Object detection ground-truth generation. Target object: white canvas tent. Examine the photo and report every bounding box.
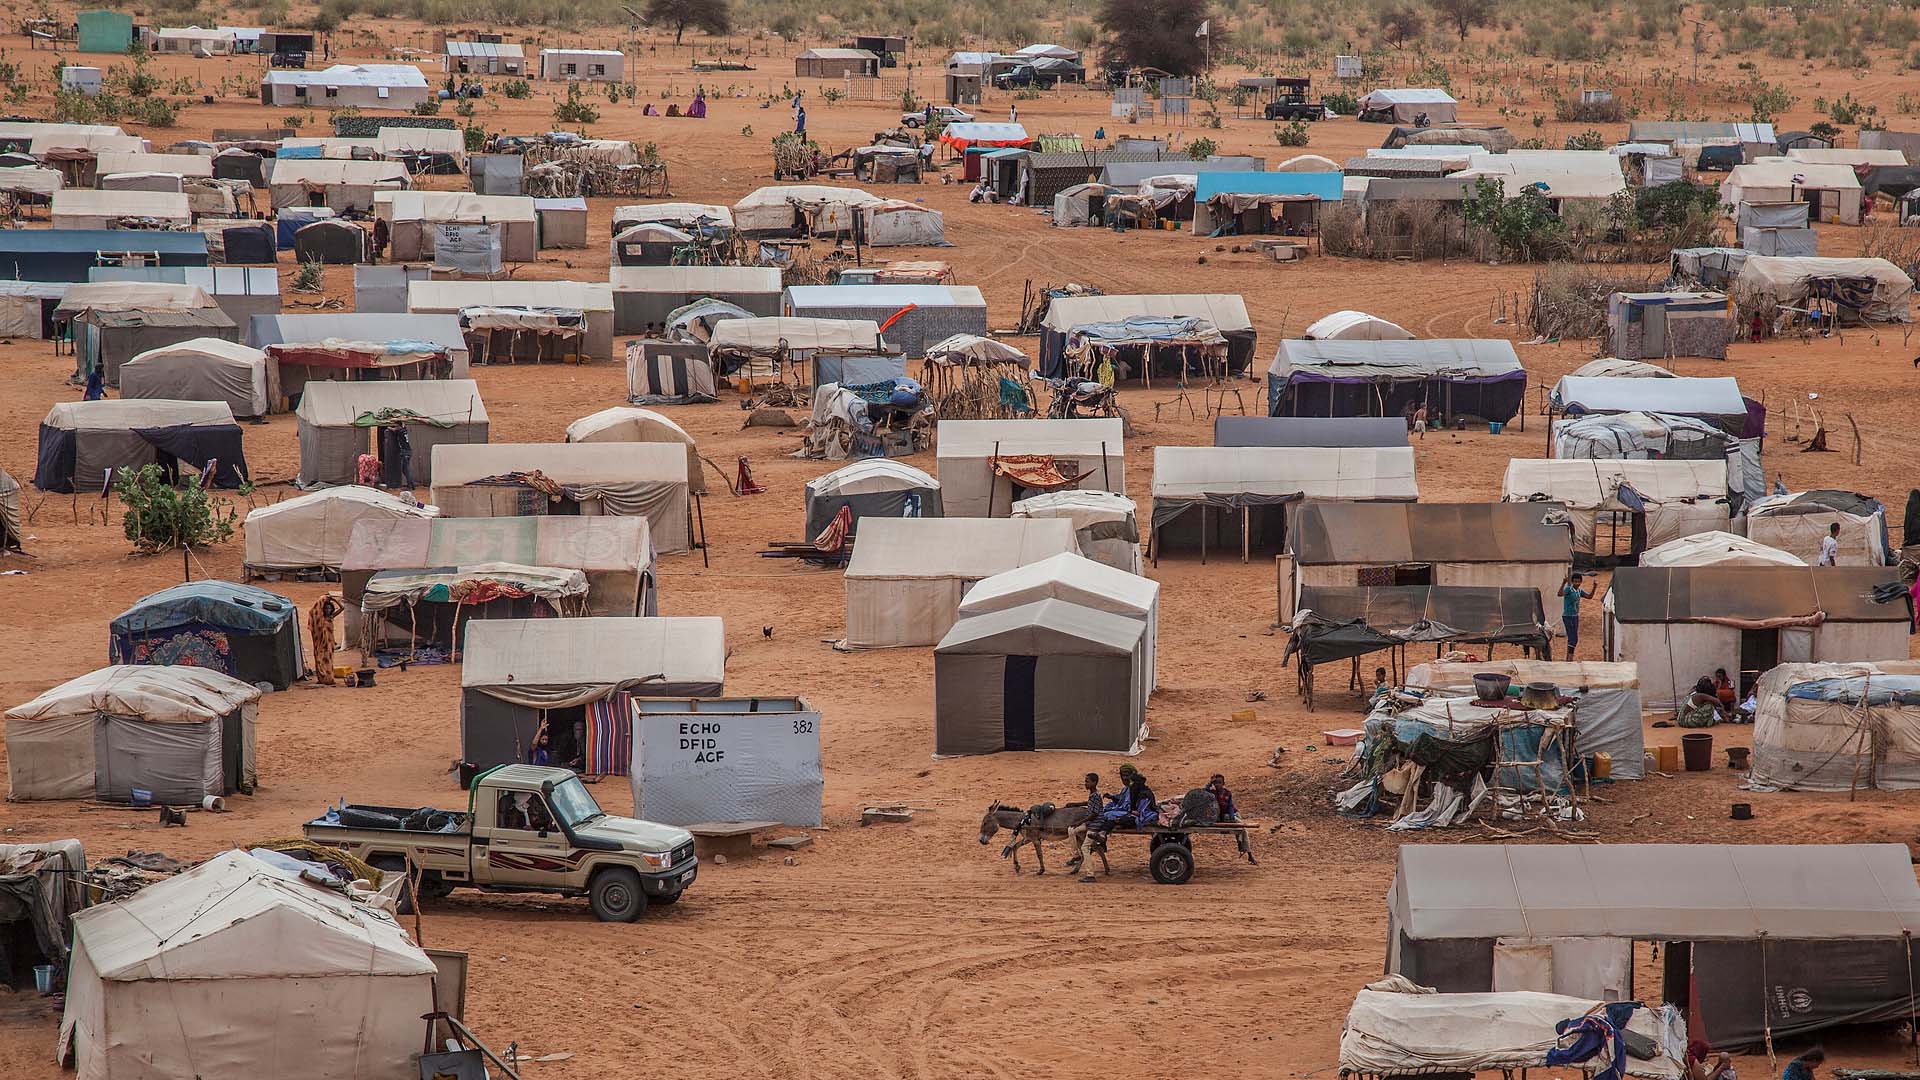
[294,379,488,487]
[1406,660,1645,775]
[935,599,1148,755]
[1150,446,1419,562]
[1734,256,1914,323]
[1748,661,1920,792]
[1008,489,1142,573]
[118,337,271,418]
[430,442,692,554]
[1358,88,1458,124]
[377,191,538,263]
[565,406,706,495]
[803,458,942,538]
[1639,530,1803,568]
[732,184,884,235]
[842,516,1077,648]
[1744,491,1891,566]
[1502,459,1730,561]
[958,550,1160,692]
[1302,310,1413,341]
[266,159,410,212]
[1721,160,1862,224]
[5,666,259,802]
[935,418,1126,517]
[243,486,436,575]
[51,189,189,229]
[60,849,436,1080]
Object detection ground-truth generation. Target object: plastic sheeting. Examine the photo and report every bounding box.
[632,697,823,826]
[1749,662,1920,791]
[1339,987,1684,1080]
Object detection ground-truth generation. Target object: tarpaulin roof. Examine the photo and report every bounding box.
[1749,489,1884,518]
[111,581,296,638]
[1392,843,1920,939]
[1302,310,1413,341]
[1502,458,1727,508]
[55,281,214,317]
[1153,446,1418,501]
[361,562,588,611]
[52,189,190,221]
[6,665,259,725]
[1269,338,1522,382]
[1213,416,1409,448]
[1724,158,1861,191]
[1734,256,1914,322]
[95,152,213,177]
[294,378,487,427]
[785,283,985,309]
[805,458,938,499]
[1609,565,1909,623]
[1567,357,1674,379]
[461,616,725,692]
[379,190,535,223]
[1786,147,1907,167]
[42,399,233,431]
[732,185,883,211]
[845,517,1078,580]
[707,316,880,354]
[266,159,411,186]
[1361,88,1456,106]
[612,202,734,228]
[1067,315,1223,348]
[1639,531,1804,568]
[342,515,649,575]
[1042,293,1251,334]
[1339,987,1684,1080]
[1291,502,1571,565]
[936,597,1142,656]
[1286,585,1548,666]
[1550,374,1745,417]
[248,314,466,354]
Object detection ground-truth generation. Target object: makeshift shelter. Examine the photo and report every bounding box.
[1339,986,1685,1079]
[60,849,434,1080]
[1407,659,1645,777]
[706,316,885,384]
[1282,502,1572,627]
[1721,159,1862,224]
[1548,374,1760,501]
[1008,489,1141,573]
[860,201,947,247]
[1052,182,1112,226]
[936,418,1125,517]
[802,459,942,539]
[842,517,1078,648]
[611,202,733,236]
[5,666,259,802]
[249,313,469,394]
[1748,661,1920,792]
[565,406,705,495]
[90,266,281,328]
[1567,357,1674,379]
[459,617,724,771]
[626,339,719,405]
[430,442,693,555]
[1607,292,1731,360]
[0,281,72,340]
[1284,586,1551,704]
[356,563,591,652]
[784,284,985,359]
[610,265,782,333]
[1604,565,1912,709]
[260,64,432,111]
[732,184,884,237]
[935,599,1147,755]
[937,123,1030,155]
[631,697,822,823]
[1359,89,1458,124]
[265,159,410,212]
[1191,171,1342,236]
[1039,294,1255,378]
[1502,459,1730,562]
[1384,842,1920,1046]
[35,399,246,492]
[958,550,1159,691]
[1639,530,1803,568]
[51,189,189,230]
[243,486,435,577]
[109,581,302,690]
[0,839,86,991]
[1266,339,1526,422]
[95,151,212,179]
[378,191,537,263]
[292,218,367,264]
[408,279,614,361]
[80,307,238,389]
[1150,446,1418,562]
[1302,310,1413,341]
[119,337,271,418]
[294,379,487,487]
[1744,490,1892,566]
[1214,415,1408,447]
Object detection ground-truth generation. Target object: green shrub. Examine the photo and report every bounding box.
[413,98,441,115]
[1184,136,1218,160]
[502,78,532,99]
[1323,89,1359,115]
[553,82,598,124]
[116,465,237,554]
[1272,119,1310,146]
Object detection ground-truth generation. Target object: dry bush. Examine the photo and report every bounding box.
[1858,221,1920,278]
[1526,263,1662,341]
[1321,201,1482,261]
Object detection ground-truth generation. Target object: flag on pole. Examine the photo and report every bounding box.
[1196,18,1210,36]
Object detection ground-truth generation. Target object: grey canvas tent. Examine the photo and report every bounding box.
[1385,843,1920,1047]
[119,338,272,419]
[429,442,693,555]
[294,379,488,487]
[934,598,1147,755]
[784,284,987,358]
[351,265,429,313]
[292,219,367,265]
[1266,338,1527,422]
[4,665,259,803]
[82,307,239,389]
[1150,445,1418,562]
[612,265,782,334]
[1214,415,1408,447]
[459,617,724,772]
[35,399,248,493]
[802,458,942,538]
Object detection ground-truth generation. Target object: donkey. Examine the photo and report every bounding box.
[977,802,1106,877]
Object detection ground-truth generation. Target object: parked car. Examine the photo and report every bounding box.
[902,105,974,128]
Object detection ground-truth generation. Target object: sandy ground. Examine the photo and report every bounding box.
[4,19,1920,1080]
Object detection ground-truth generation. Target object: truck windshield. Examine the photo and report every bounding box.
[546,777,604,829]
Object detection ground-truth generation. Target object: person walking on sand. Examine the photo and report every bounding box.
[1559,572,1595,660]
[1413,402,1429,438]
[1009,103,1017,124]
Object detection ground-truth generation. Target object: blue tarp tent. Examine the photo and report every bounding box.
[109,581,304,690]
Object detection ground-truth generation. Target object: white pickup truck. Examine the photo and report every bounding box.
[304,764,695,922]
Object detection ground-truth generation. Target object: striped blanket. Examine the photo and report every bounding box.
[584,692,634,776]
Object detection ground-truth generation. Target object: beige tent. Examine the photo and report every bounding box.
[295,379,488,487]
[1639,530,1804,567]
[408,279,614,361]
[1502,459,1729,561]
[1744,491,1890,566]
[119,337,272,418]
[52,189,190,229]
[60,850,435,1080]
[1721,160,1861,224]
[1008,489,1141,572]
[5,666,259,802]
[55,282,216,324]
[0,281,65,339]
[1749,661,1920,792]
[611,202,735,234]
[936,418,1126,517]
[1734,256,1914,323]
[732,184,883,235]
[94,151,213,179]
[1603,566,1913,712]
[0,468,20,553]
[1150,445,1418,562]
[958,550,1160,692]
[843,517,1078,648]
[430,442,692,555]
[565,406,706,494]
[377,191,538,262]
[243,486,436,576]
[266,159,411,212]
[935,599,1147,755]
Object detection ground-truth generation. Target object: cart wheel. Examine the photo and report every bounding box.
[1149,842,1194,885]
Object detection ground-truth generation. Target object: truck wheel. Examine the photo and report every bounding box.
[369,856,417,915]
[1149,844,1195,886]
[589,868,647,922]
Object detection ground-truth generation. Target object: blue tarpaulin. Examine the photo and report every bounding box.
[111,581,299,637]
[1786,675,1920,705]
